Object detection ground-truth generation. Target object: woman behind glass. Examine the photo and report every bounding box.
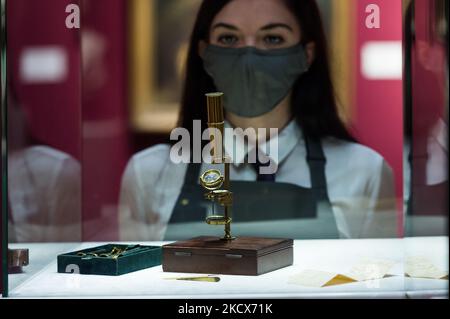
[119,0,397,241]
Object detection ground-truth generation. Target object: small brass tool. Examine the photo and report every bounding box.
[164,276,221,282]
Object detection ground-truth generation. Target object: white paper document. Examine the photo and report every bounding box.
[405,257,449,279]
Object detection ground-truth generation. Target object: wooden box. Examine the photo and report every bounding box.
[162,236,293,276]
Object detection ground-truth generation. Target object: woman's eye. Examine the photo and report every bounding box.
[217,34,239,46]
[263,35,285,46]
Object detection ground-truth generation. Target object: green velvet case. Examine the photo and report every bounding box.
[57,244,162,276]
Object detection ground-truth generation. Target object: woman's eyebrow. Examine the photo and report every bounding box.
[212,23,239,31]
[260,23,293,32]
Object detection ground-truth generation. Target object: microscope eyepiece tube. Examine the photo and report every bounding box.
[205,92,224,124]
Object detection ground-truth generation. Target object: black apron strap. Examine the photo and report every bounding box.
[304,134,330,202]
[184,162,202,186]
[303,134,338,238]
[168,162,204,223]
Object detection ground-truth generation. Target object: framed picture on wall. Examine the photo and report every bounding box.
[129,0,202,133]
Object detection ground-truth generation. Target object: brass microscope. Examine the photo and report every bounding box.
[199,92,234,241]
[161,92,293,276]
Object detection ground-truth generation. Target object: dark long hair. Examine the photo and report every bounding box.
[177,0,355,144]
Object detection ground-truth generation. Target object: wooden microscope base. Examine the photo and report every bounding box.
[162,236,293,276]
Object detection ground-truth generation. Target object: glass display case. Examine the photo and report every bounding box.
[1,0,7,297]
[1,0,448,298]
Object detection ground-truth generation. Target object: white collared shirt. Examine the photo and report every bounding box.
[119,120,397,240]
[8,146,82,243]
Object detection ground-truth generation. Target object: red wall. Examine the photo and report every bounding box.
[353,0,404,234]
[410,0,447,216]
[7,0,81,160]
[6,0,129,241]
[81,0,130,241]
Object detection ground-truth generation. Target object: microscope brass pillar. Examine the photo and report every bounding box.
[201,92,234,241]
[162,94,293,276]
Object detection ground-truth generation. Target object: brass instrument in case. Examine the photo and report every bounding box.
[162,92,293,276]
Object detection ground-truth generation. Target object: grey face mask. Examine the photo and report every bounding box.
[202,44,309,118]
